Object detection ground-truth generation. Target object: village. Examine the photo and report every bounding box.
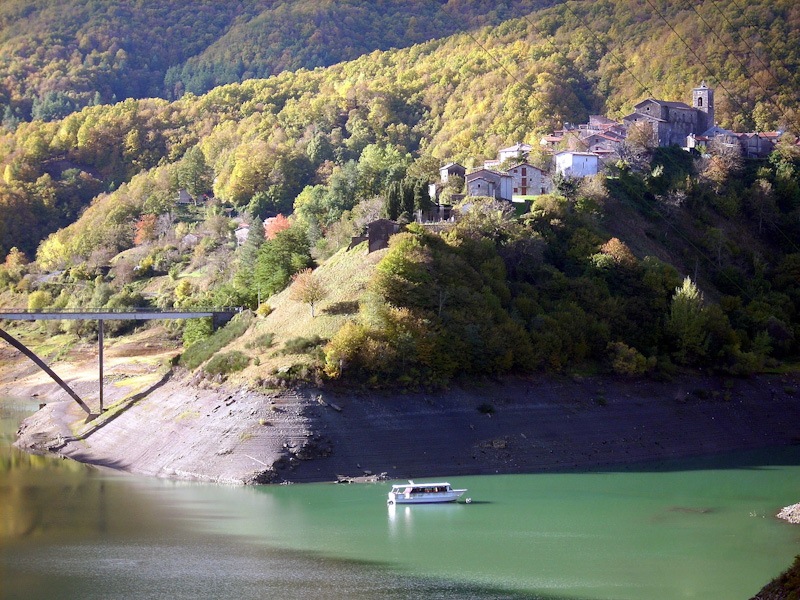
[174,82,788,255]
[431,82,784,207]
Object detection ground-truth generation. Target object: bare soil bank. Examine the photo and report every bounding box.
[9,365,800,484]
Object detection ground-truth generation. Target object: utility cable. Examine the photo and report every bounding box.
[466,2,800,275]
[680,0,799,134]
[642,0,751,121]
[724,0,800,90]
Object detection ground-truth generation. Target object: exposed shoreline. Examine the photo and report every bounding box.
[5,345,800,600]
[5,339,800,486]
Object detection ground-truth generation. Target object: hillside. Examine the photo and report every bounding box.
[0,0,560,123]
[0,0,797,258]
[0,0,798,386]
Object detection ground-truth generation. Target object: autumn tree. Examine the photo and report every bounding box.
[265,214,291,240]
[290,268,328,317]
[134,214,158,245]
[615,121,655,173]
[3,247,28,280]
[701,138,743,191]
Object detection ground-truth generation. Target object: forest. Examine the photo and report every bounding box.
[0,0,560,123]
[0,0,799,386]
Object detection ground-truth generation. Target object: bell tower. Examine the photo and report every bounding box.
[692,81,714,133]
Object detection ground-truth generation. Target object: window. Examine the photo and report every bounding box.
[522,168,527,176]
[697,97,703,107]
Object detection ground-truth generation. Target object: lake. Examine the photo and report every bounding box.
[2,395,798,599]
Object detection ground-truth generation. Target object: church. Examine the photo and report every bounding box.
[622,82,714,147]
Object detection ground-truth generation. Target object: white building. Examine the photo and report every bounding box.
[554,151,599,178]
[498,142,533,163]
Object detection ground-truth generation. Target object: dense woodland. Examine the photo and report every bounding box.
[0,0,559,122]
[0,0,799,386]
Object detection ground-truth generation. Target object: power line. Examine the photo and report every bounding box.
[723,0,800,91]
[458,2,800,271]
[460,29,527,90]
[521,4,655,101]
[707,0,795,91]
[642,0,750,118]
[520,2,800,285]
[680,0,799,134]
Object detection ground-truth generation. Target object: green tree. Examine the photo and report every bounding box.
[667,277,708,365]
[233,217,265,305]
[383,181,402,220]
[253,225,312,298]
[177,146,213,198]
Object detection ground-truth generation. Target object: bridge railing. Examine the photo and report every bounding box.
[0,307,240,315]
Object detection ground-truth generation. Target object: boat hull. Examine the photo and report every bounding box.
[387,489,466,505]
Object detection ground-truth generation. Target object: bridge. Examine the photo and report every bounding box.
[0,308,239,418]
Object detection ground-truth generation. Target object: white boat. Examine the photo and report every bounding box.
[387,480,467,504]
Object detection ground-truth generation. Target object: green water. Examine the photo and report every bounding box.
[2,396,799,599]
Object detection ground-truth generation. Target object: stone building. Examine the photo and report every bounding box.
[465,168,513,201]
[506,162,545,196]
[622,82,714,147]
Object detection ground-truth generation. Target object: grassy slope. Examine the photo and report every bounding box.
[224,242,385,385]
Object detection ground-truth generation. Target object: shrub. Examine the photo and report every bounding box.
[256,303,273,317]
[27,290,53,311]
[282,335,325,355]
[182,317,213,347]
[271,362,321,385]
[246,332,274,349]
[180,312,253,370]
[608,341,650,375]
[204,351,250,376]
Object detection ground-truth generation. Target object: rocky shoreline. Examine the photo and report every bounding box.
[8,362,800,486]
[777,503,800,524]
